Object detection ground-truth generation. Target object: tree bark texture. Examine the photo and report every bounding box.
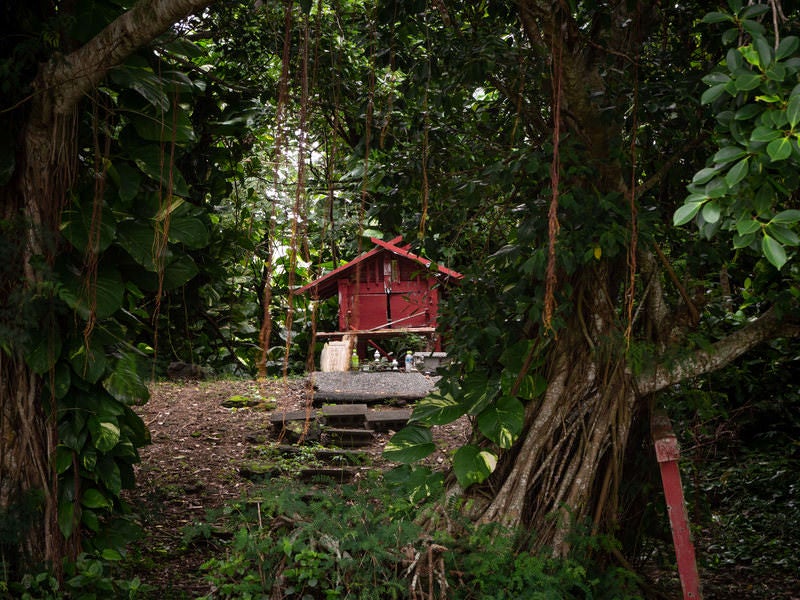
[463,0,800,555]
[0,0,214,572]
[474,264,639,555]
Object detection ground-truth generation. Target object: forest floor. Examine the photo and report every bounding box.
[124,379,800,599]
[124,377,469,598]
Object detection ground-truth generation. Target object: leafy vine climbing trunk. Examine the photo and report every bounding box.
[0,108,76,570]
[1,0,215,572]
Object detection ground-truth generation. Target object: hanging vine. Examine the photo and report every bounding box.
[150,82,180,373]
[543,36,562,334]
[282,5,312,379]
[258,0,294,379]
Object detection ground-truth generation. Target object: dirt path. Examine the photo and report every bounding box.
[123,379,800,599]
[124,378,469,597]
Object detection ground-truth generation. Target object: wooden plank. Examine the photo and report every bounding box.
[316,327,436,338]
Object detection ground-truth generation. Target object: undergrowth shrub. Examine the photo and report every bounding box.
[0,552,151,599]
[191,471,643,600]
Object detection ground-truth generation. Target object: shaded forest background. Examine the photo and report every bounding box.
[1,0,800,597]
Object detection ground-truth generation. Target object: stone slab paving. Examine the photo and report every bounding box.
[309,371,438,404]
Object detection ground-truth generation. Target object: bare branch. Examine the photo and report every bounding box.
[636,306,800,394]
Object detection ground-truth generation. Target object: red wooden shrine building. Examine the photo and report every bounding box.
[295,236,462,356]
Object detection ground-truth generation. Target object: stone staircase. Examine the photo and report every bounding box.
[268,403,413,449]
[250,372,431,483]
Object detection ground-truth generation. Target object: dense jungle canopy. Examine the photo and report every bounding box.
[1,0,800,588]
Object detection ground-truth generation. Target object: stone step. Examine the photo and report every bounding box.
[275,445,369,465]
[365,408,413,432]
[325,428,375,448]
[321,404,368,428]
[239,462,366,483]
[269,410,320,443]
[296,466,366,483]
[269,410,317,425]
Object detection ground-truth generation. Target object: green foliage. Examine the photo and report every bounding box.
[193,475,642,600]
[660,339,800,583]
[442,521,642,600]
[677,6,800,270]
[1,553,152,600]
[196,475,422,599]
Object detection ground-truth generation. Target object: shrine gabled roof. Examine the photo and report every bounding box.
[294,235,463,299]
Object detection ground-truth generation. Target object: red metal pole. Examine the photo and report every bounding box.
[652,410,703,600]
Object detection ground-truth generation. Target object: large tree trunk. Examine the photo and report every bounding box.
[0,0,215,574]
[461,4,800,553]
[468,264,637,555]
[465,257,798,555]
[0,103,78,571]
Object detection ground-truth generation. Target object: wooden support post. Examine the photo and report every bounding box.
[651,410,702,600]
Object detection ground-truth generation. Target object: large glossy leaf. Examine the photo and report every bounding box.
[96,456,123,495]
[55,446,74,475]
[725,157,749,188]
[68,338,108,384]
[776,36,800,61]
[674,201,703,226]
[762,234,787,269]
[88,416,121,453]
[409,393,466,426]
[25,332,62,375]
[702,11,733,24]
[766,223,800,246]
[117,219,161,270]
[60,206,116,254]
[129,144,190,196]
[25,323,62,375]
[771,209,800,224]
[48,361,72,400]
[82,508,101,533]
[477,395,524,449]
[713,145,747,164]
[701,201,722,224]
[103,353,150,406]
[168,216,210,249]
[453,444,497,488]
[733,232,756,249]
[383,425,435,464]
[131,108,196,144]
[691,167,718,185]
[162,254,200,290]
[110,163,143,205]
[382,465,444,504]
[701,83,728,105]
[460,373,500,415]
[82,488,112,510]
[736,216,762,236]
[120,405,151,447]
[755,36,773,70]
[58,501,75,538]
[110,64,170,111]
[750,126,782,142]
[767,136,792,161]
[500,369,547,400]
[59,416,89,453]
[59,266,124,320]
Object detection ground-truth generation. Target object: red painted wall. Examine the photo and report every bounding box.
[336,253,439,331]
